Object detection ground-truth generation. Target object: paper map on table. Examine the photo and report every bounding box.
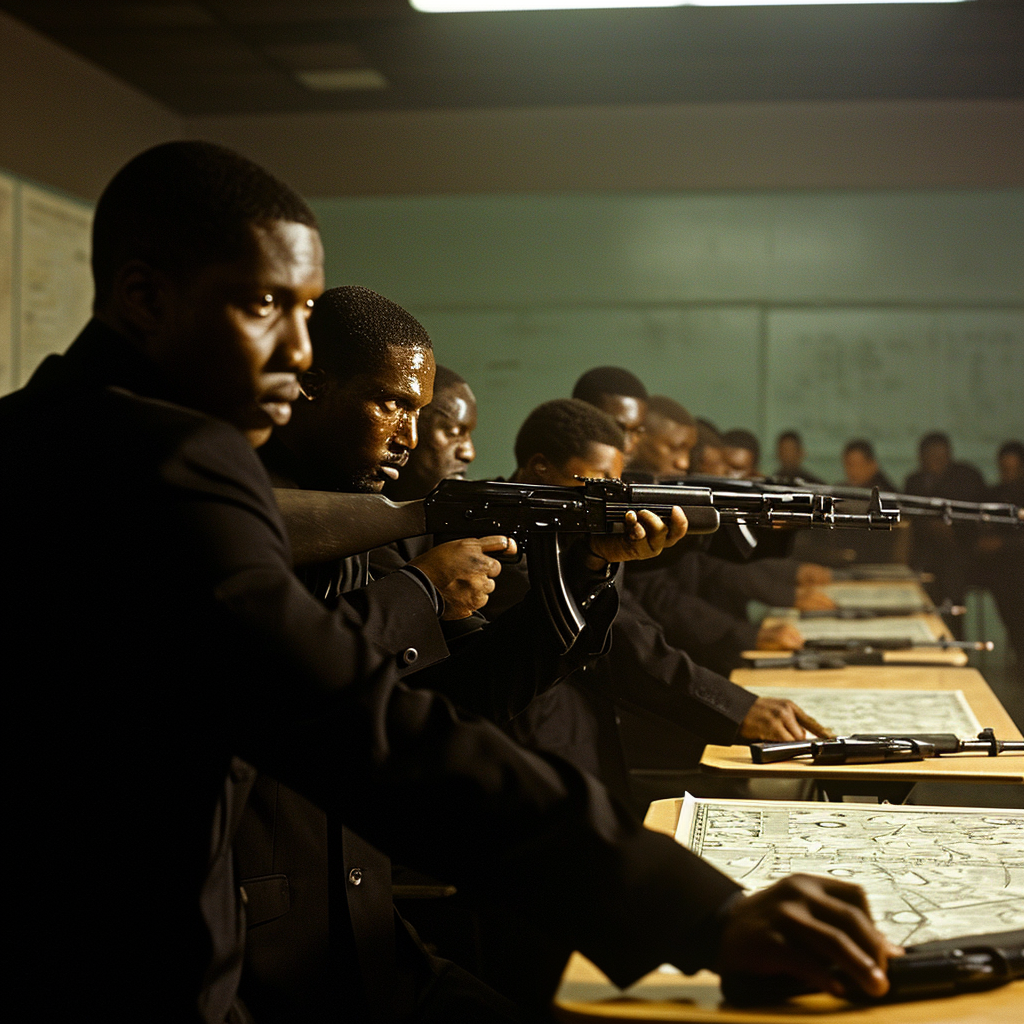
[823,582,931,611]
[676,797,1024,946]
[745,687,982,738]
[791,615,939,643]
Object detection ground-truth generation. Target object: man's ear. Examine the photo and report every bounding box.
[523,453,551,482]
[105,260,176,340]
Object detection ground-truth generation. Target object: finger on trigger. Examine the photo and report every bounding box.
[479,535,511,552]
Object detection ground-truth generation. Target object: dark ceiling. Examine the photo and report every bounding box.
[3,1,1023,115]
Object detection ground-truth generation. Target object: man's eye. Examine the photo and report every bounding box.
[252,294,275,317]
[382,400,399,413]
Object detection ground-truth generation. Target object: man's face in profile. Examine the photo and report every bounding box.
[723,445,757,479]
[299,345,436,493]
[632,415,696,477]
[148,221,324,448]
[592,394,647,456]
[399,382,478,495]
[522,442,624,487]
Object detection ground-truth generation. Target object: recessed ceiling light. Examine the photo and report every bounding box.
[296,68,389,91]
[410,1,970,12]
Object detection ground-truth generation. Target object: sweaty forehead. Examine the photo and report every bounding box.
[430,383,477,428]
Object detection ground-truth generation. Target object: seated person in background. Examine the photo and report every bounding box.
[497,400,828,791]
[975,439,1024,665]
[692,418,730,476]
[841,438,895,491]
[628,394,697,478]
[904,432,987,630]
[571,365,648,456]
[774,430,824,484]
[5,142,901,1021]
[720,427,762,479]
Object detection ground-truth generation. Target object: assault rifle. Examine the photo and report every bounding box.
[802,638,993,652]
[741,651,967,670]
[276,477,899,652]
[685,474,1024,528]
[749,728,1024,765]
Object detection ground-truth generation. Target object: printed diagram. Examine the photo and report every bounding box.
[791,615,938,643]
[677,798,1024,946]
[745,687,982,738]
[823,582,930,611]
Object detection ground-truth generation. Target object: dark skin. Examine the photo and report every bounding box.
[777,437,804,476]
[590,393,648,457]
[96,220,324,448]
[843,448,881,488]
[723,445,758,480]
[630,415,697,477]
[384,381,478,501]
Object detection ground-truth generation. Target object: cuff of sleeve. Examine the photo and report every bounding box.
[398,564,445,618]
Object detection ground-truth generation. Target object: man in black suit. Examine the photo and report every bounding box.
[1,143,898,1022]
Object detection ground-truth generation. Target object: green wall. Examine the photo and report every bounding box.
[310,190,1024,484]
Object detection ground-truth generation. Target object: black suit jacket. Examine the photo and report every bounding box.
[1,321,740,1022]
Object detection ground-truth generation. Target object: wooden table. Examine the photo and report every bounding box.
[552,798,1023,1023]
[700,666,1023,799]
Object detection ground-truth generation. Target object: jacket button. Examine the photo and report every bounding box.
[401,647,419,666]
[239,885,249,905]
[348,868,363,887]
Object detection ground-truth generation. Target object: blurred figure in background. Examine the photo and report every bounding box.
[904,432,986,635]
[774,430,823,484]
[720,428,761,479]
[841,439,895,491]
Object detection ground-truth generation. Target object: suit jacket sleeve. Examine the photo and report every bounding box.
[166,421,741,986]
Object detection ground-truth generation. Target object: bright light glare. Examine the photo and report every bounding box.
[411,1,970,12]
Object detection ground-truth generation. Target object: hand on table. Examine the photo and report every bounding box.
[408,536,516,620]
[796,563,833,586]
[585,507,688,569]
[715,875,903,1001]
[756,622,804,651]
[738,697,832,742]
[793,586,837,611]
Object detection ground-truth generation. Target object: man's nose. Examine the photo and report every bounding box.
[281,309,313,373]
[458,437,476,464]
[674,452,690,473]
[397,411,417,450]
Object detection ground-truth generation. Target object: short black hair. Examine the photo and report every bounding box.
[919,431,951,455]
[777,430,802,446]
[307,286,432,381]
[843,438,877,460]
[572,367,648,406]
[515,399,625,470]
[432,365,467,397]
[92,141,317,309]
[646,396,695,427]
[721,428,761,467]
[998,439,1024,463]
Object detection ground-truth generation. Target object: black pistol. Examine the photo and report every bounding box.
[721,929,1024,1006]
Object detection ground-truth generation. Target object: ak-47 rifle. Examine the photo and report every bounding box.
[740,650,969,670]
[801,638,993,652]
[749,728,1024,765]
[686,474,1024,528]
[275,477,899,652]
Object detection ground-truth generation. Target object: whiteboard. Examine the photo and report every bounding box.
[0,173,13,395]
[18,184,93,386]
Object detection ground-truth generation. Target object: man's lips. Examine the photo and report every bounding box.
[380,454,409,480]
[259,379,301,426]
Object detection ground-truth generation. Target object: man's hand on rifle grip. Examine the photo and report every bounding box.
[408,536,516,620]
[584,506,688,570]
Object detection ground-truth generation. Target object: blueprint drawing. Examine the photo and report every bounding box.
[677,797,1024,946]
